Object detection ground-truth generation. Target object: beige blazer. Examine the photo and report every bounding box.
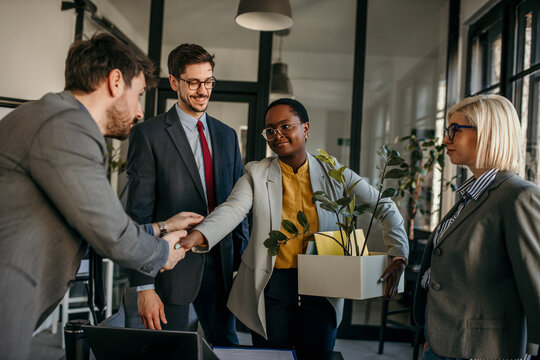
[413,171,540,358]
[196,153,408,338]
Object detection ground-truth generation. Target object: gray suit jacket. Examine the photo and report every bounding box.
[413,171,540,358]
[0,92,168,330]
[196,153,409,338]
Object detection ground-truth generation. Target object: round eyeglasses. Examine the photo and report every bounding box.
[261,123,301,141]
[444,124,476,141]
[178,77,216,90]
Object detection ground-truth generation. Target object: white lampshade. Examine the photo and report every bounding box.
[235,0,293,31]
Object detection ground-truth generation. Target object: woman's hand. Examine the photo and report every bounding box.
[378,257,407,297]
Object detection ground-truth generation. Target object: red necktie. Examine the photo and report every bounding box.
[196,121,215,212]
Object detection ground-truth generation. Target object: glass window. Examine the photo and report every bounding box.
[468,19,502,94]
[516,0,540,73]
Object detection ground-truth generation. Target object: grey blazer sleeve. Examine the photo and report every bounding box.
[28,110,168,277]
[505,185,540,343]
[196,164,255,248]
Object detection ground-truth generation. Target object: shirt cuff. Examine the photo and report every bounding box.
[143,223,155,236]
[135,284,155,292]
[391,256,408,266]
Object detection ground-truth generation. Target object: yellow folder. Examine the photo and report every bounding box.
[314,229,368,256]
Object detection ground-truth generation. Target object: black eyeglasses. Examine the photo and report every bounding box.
[444,124,476,141]
[261,123,301,141]
[178,77,216,90]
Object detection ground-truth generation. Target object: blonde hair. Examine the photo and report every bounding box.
[447,94,523,174]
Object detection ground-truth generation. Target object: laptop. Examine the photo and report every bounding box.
[82,325,219,360]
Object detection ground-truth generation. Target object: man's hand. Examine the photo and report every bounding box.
[165,211,204,232]
[179,230,207,251]
[378,257,407,298]
[137,289,166,330]
[162,230,187,271]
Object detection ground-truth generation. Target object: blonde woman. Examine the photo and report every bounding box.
[414,94,540,359]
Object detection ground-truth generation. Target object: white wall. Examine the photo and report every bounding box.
[0,0,75,100]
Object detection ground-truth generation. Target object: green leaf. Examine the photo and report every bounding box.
[381,188,398,198]
[384,168,406,179]
[269,230,287,242]
[263,237,278,248]
[328,169,343,183]
[389,150,400,158]
[336,222,348,231]
[422,140,435,147]
[347,179,362,193]
[297,211,309,232]
[355,203,371,213]
[282,220,298,235]
[317,148,330,158]
[336,196,352,206]
[387,157,405,166]
[312,191,330,203]
[320,203,337,212]
[268,245,280,256]
[382,144,390,155]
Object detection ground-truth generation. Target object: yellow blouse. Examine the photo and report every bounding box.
[275,158,319,269]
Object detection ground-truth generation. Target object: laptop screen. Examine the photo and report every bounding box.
[82,325,215,360]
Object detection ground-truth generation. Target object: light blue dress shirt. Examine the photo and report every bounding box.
[175,103,213,204]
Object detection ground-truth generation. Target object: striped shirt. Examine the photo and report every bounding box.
[421,168,498,289]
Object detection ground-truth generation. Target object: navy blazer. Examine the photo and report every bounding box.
[126,106,249,305]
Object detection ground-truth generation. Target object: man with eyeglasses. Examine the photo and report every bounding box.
[124,43,248,346]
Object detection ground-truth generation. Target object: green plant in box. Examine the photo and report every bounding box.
[263,147,407,257]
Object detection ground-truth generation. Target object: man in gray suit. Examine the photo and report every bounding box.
[0,33,199,359]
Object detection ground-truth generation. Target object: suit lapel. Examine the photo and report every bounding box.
[267,158,283,231]
[164,107,206,204]
[434,171,512,248]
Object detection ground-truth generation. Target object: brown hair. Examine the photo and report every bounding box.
[64,33,157,93]
[167,43,215,78]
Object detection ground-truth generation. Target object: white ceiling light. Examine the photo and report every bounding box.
[235,0,293,31]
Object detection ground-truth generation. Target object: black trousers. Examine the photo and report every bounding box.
[251,268,337,351]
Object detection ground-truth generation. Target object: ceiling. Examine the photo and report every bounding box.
[107,0,448,58]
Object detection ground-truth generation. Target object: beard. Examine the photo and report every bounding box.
[179,91,209,115]
[104,97,135,140]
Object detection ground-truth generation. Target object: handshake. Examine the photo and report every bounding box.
[160,212,209,272]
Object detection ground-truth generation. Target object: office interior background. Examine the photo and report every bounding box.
[1,0,539,357]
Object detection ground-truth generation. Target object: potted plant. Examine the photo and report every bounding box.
[394,134,446,241]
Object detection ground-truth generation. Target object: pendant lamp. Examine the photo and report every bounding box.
[235,0,293,31]
[271,30,293,97]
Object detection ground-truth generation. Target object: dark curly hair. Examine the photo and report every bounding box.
[265,98,309,123]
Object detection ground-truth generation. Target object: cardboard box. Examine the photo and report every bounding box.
[297,253,404,300]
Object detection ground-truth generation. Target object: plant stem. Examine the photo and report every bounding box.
[361,158,388,256]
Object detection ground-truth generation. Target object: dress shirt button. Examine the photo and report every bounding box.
[434,248,442,256]
[431,282,441,291]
